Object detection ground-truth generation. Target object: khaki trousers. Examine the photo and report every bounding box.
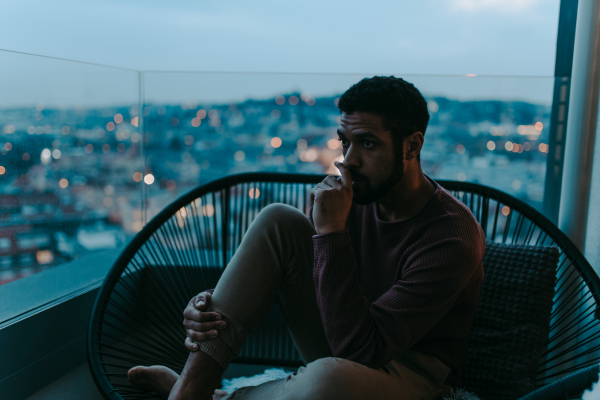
[198,203,453,400]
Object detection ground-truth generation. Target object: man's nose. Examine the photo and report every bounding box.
[343,145,361,169]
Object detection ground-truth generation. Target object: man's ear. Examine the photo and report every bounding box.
[405,131,424,161]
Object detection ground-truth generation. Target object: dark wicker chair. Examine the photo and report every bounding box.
[87,172,600,399]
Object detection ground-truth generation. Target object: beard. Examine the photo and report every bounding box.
[350,150,405,205]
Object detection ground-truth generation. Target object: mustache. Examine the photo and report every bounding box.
[348,170,367,181]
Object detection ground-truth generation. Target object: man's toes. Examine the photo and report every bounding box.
[128,366,145,381]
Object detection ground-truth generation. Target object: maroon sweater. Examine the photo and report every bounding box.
[308,178,485,373]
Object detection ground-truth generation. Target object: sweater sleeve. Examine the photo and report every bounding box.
[312,228,484,369]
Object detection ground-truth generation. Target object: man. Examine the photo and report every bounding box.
[127,76,485,400]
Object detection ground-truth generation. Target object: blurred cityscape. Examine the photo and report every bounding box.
[0,93,550,284]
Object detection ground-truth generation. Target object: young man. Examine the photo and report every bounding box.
[127,76,486,400]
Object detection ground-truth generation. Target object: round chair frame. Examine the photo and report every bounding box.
[88,172,600,400]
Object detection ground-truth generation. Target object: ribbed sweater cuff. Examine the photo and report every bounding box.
[197,337,237,371]
[313,229,351,269]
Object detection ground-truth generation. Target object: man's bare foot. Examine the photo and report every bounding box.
[213,389,229,400]
[168,351,224,400]
[128,365,179,398]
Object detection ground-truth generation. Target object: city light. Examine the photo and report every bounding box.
[27,126,35,134]
[457,172,467,181]
[36,250,53,265]
[456,144,465,154]
[191,118,201,127]
[4,143,12,151]
[300,92,311,102]
[275,95,285,105]
[535,122,543,131]
[327,138,340,149]
[59,178,68,188]
[103,197,113,207]
[271,110,281,119]
[465,74,477,77]
[539,143,549,152]
[61,126,70,135]
[300,148,318,162]
[104,185,114,195]
[297,139,307,149]
[512,180,522,190]
[234,150,245,161]
[208,110,218,119]
[502,206,511,216]
[0,166,5,175]
[197,110,207,119]
[202,204,215,217]
[41,148,51,164]
[428,101,439,113]
[2,125,15,134]
[52,149,61,159]
[131,117,139,127]
[22,153,29,161]
[43,125,51,134]
[131,132,141,143]
[505,141,513,151]
[106,121,115,131]
[85,144,94,154]
[144,174,154,185]
[208,118,221,127]
[114,114,123,124]
[167,179,176,190]
[271,137,282,148]
[102,144,110,153]
[306,98,316,106]
[249,188,260,199]
[487,141,496,151]
[523,142,532,151]
[133,172,142,182]
[36,103,44,112]
[289,96,299,105]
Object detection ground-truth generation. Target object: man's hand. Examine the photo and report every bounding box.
[310,162,353,234]
[183,291,227,352]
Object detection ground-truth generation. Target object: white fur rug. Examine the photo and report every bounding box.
[220,367,293,394]
[220,367,482,400]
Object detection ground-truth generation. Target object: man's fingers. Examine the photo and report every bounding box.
[323,175,342,188]
[193,292,211,309]
[183,320,227,332]
[187,329,219,342]
[183,307,222,322]
[185,336,199,351]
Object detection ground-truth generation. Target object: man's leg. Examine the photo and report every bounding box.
[222,350,453,400]
[167,203,332,399]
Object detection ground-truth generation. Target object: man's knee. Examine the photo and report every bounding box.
[298,358,359,398]
[254,203,313,233]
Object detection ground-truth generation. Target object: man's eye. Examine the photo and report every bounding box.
[338,138,349,147]
[362,141,373,148]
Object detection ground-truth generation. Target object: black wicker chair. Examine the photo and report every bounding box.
[87,172,600,399]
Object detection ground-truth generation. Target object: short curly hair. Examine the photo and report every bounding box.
[337,76,429,161]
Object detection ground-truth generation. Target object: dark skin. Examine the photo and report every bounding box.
[127,111,436,399]
[310,111,436,230]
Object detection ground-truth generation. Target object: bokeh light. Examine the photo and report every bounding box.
[271,137,282,148]
[59,178,68,188]
[133,172,142,182]
[144,174,155,185]
[487,141,496,151]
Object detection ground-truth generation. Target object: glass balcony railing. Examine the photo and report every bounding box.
[0,50,142,285]
[0,49,554,285]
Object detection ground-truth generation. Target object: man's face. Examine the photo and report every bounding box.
[337,111,404,205]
